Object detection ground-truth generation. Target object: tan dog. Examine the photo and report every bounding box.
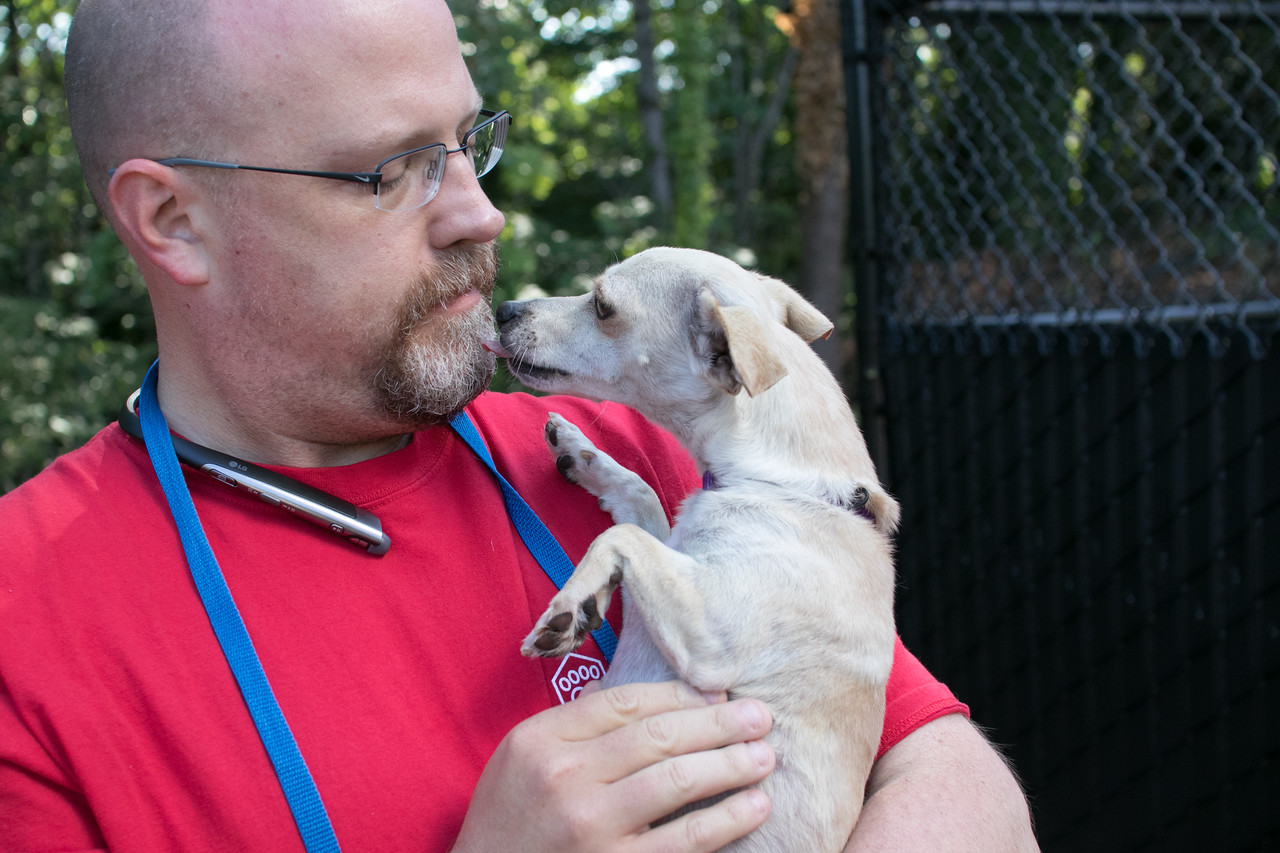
[491,247,899,851]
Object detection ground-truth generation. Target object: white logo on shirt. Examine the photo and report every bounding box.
[552,653,606,703]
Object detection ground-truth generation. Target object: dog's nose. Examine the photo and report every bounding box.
[496,300,525,328]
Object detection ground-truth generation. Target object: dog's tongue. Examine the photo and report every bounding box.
[481,338,514,359]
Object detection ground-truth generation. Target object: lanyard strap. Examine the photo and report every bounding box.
[448,411,619,663]
[137,362,340,853]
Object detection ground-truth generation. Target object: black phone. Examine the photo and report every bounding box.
[119,390,390,555]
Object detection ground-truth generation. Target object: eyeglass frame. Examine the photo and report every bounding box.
[110,109,510,211]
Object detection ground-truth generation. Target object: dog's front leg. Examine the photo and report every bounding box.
[520,522,641,658]
[544,413,671,540]
[522,524,733,688]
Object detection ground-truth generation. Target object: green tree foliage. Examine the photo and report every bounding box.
[454,0,801,296]
[2,2,153,491]
[1,0,802,492]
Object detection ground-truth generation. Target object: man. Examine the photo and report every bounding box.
[0,0,1038,849]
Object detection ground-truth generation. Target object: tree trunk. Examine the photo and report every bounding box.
[732,44,799,248]
[802,154,849,372]
[633,0,673,219]
[779,0,849,381]
[669,8,713,247]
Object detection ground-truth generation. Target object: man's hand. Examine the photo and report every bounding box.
[452,681,775,853]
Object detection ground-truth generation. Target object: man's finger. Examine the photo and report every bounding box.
[615,738,776,828]
[594,697,773,783]
[637,788,772,853]
[551,681,715,741]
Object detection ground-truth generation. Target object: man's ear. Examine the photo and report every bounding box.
[107,159,212,287]
[698,288,788,397]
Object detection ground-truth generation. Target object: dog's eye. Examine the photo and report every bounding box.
[593,296,616,320]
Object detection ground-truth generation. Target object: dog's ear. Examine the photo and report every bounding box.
[758,275,834,343]
[699,289,788,397]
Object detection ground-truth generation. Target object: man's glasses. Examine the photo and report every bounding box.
[121,109,510,212]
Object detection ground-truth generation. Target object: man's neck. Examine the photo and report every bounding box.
[155,384,416,469]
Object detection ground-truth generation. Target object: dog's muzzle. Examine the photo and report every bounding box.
[496,300,528,327]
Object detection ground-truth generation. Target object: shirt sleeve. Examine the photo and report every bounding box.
[877,636,970,759]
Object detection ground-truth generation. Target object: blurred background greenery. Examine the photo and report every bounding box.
[1,0,847,492]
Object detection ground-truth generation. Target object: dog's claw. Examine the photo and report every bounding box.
[545,413,603,487]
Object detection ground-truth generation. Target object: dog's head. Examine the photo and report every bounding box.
[493,247,833,415]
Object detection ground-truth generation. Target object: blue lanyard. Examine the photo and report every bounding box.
[135,362,615,851]
[447,410,619,662]
[137,363,340,852]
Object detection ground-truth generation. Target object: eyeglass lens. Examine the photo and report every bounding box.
[374,113,508,212]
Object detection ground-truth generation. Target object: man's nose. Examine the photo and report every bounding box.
[426,153,505,249]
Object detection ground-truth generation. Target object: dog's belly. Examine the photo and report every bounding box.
[601,592,679,687]
[605,633,882,851]
[594,504,893,851]
[600,583,886,853]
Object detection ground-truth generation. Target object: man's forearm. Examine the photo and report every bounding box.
[845,713,1039,852]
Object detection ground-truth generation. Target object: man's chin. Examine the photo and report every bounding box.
[375,270,499,425]
[376,343,496,427]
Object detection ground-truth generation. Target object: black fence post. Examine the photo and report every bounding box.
[843,0,892,478]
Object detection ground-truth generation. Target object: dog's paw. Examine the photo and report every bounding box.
[545,412,606,491]
[521,592,607,658]
[544,413,671,537]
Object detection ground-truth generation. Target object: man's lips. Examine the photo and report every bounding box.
[435,289,483,316]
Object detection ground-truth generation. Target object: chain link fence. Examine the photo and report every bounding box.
[848,0,1280,849]
[872,0,1280,358]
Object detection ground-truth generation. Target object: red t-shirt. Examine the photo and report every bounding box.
[0,391,965,851]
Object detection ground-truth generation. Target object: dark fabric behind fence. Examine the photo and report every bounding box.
[879,327,1278,850]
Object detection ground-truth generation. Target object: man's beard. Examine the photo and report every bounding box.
[374,242,499,426]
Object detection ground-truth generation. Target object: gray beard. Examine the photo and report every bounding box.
[374,243,499,425]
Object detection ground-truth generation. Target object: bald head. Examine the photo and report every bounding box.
[65,0,228,211]
[67,0,472,216]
